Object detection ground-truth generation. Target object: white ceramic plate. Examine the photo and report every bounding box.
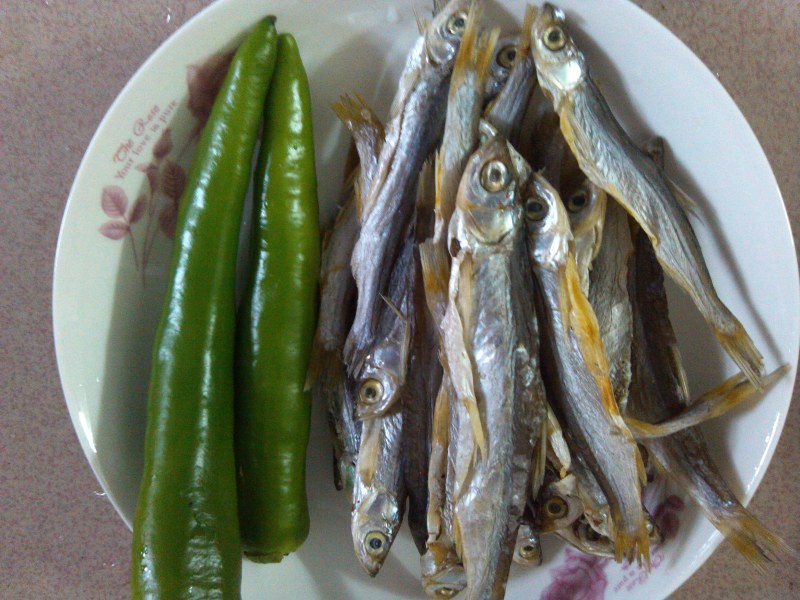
[53,1,798,598]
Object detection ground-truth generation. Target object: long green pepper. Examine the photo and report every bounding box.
[131,17,278,599]
[235,33,320,563]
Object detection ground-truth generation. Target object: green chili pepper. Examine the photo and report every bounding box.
[131,17,278,599]
[234,33,320,563]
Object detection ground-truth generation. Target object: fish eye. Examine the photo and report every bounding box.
[519,543,538,560]
[566,191,588,213]
[497,44,517,69]
[525,198,548,221]
[364,531,388,556]
[579,522,603,542]
[447,11,468,36]
[543,25,566,51]
[480,159,511,193]
[359,378,384,405]
[545,496,568,518]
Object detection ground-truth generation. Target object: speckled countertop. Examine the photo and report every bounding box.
[0,1,798,598]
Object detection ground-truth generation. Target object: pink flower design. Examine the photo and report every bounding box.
[540,549,610,600]
[652,495,685,541]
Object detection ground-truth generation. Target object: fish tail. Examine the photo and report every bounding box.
[713,320,765,390]
[475,28,500,86]
[627,365,789,438]
[451,3,483,85]
[611,513,651,569]
[709,505,797,571]
[305,342,341,392]
[519,4,535,56]
[332,94,383,153]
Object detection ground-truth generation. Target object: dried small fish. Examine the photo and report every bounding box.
[483,6,537,146]
[531,3,765,387]
[350,229,416,575]
[444,134,546,599]
[346,0,480,369]
[626,222,793,570]
[588,201,633,411]
[524,171,649,565]
[485,31,521,100]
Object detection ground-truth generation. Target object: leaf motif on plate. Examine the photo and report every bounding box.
[153,128,173,159]
[99,220,130,240]
[129,194,147,223]
[101,185,128,218]
[160,161,186,201]
[159,203,178,239]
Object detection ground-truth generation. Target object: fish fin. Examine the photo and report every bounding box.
[530,416,548,498]
[709,506,797,572]
[521,5,536,55]
[476,28,500,85]
[451,2,483,81]
[415,9,428,35]
[417,159,436,211]
[608,508,651,568]
[668,343,691,405]
[546,405,571,472]
[713,322,766,391]
[664,174,704,223]
[564,257,622,424]
[432,0,447,17]
[305,344,342,392]
[332,94,384,180]
[443,252,486,460]
[355,418,382,488]
[380,294,406,322]
[627,365,788,438]
[642,136,666,169]
[419,239,450,328]
[426,379,451,545]
[565,256,648,485]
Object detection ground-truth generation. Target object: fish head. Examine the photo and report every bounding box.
[537,478,584,532]
[425,0,477,67]
[456,134,523,245]
[354,315,410,420]
[485,31,521,97]
[531,3,587,104]
[513,524,543,565]
[570,518,615,557]
[352,491,402,576]
[523,172,571,268]
[564,178,607,241]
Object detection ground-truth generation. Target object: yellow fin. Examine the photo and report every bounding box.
[519,5,535,58]
[444,252,486,460]
[564,256,647,484]
[626,365,788,438]
[419,239,450,328]
[714,322,766,391]
[356,418,381,488]
[426,379,451,547]
[710,506,797,572]
[664,174,703,223]
[530,417,548,498]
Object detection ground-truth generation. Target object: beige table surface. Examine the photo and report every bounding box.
[1,1,798,598]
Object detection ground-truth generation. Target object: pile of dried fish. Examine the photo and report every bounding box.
[308,2,792,598]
